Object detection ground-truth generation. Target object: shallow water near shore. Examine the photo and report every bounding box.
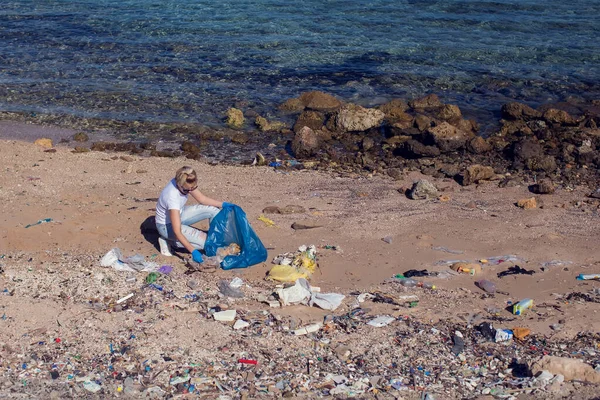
[1,0,599,137]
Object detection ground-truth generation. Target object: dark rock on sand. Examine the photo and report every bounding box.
[409,94,442,110]
[414,114,434,132]
[378,99,409,120]
[293,110,326,133]
[426,122,473,152]
[531,180,556,194]
[396,139,441,158]
[386,168,404,180]
[461,165,495,186]
[292,126,320,158]
[501,102,542,120]
[291,220,323,230]
[280,91,342,112]
[334,104,385,132]
[543,108,579,126]
[437,104,462,121]
[408,179,438,200]
[263,205,306,214]
[73,132,89,142]
[467,136,492,154]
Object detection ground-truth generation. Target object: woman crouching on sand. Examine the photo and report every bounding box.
[155,166,234,263]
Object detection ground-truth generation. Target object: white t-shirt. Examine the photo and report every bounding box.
[155,179,189,225]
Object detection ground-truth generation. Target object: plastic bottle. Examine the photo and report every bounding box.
[418,282,437,290]
[475,279,496,294]
[576,273,600,280]
[399,278,417,287]
[512,298,533,315]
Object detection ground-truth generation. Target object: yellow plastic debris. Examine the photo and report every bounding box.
[450,262,482,275]
[512,327,531,340]
[257,214,276,227]
[267,246,317,282]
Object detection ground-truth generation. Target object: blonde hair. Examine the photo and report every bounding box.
[175,166,197,187]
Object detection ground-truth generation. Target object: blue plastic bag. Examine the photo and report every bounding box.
[204,205,267,270]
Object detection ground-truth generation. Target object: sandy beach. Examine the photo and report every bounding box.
[0,121,599,399]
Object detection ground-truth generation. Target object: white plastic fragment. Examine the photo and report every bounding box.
[229,277,244,288]
[367,316,395,327]
[292,322,322,335]
[213,310,237,322]
[116,293,134,304]
[233,319,250,330]
[275,278,345,311]
[82,381,102,393]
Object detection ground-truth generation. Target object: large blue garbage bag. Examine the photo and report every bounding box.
[204,205,267,270]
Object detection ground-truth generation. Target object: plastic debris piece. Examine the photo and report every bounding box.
[477,322,496,341]
[512,327,531,339]
[169,375,190,385]
[100,248,159,272]
[25,218,53,228]
[145,272,158,284]
[540,260,572,268]
[432,246,464,254]
[233,320,250,330]
[475,279,496,294]
[116,293,134,304]
[218,280,244,298]
[229,277,244,288]
[577,273,600,280]
[213,310,237,322]
[513,298,534,315]
[292,323,322,335]
[158,265,173,274]
[275,278,345,311]
[238,358,258,365]
[367,316,395,328]
[311,292,346,311]
[257,215,275,227]
[495,329,514,342]
[82,381,102,393]
[485,255,526,265]
[357,293,375,303]
[275,279,312,306]
[450,262,482,275]
[403,269,429,278]
[452,331,465,354]
[268,245,317,282]
[382,236,393,244]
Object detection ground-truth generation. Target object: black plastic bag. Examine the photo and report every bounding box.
[205,205,267,270]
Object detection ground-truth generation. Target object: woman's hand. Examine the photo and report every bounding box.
[191,249,204,263]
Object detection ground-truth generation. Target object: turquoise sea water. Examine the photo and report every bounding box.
[0,0,599,130]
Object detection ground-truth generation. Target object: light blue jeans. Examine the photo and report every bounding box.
[156,204,220,250]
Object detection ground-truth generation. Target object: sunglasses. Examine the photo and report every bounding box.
[180,185,198,194]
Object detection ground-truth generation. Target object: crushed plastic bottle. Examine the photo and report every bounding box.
[475,279,496,294]
[540,260,572,268]
[484,255,526,265]
[513,298,533,315]
[203,255,222,268]
[399,278,417,287]
[217,280,244,298]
